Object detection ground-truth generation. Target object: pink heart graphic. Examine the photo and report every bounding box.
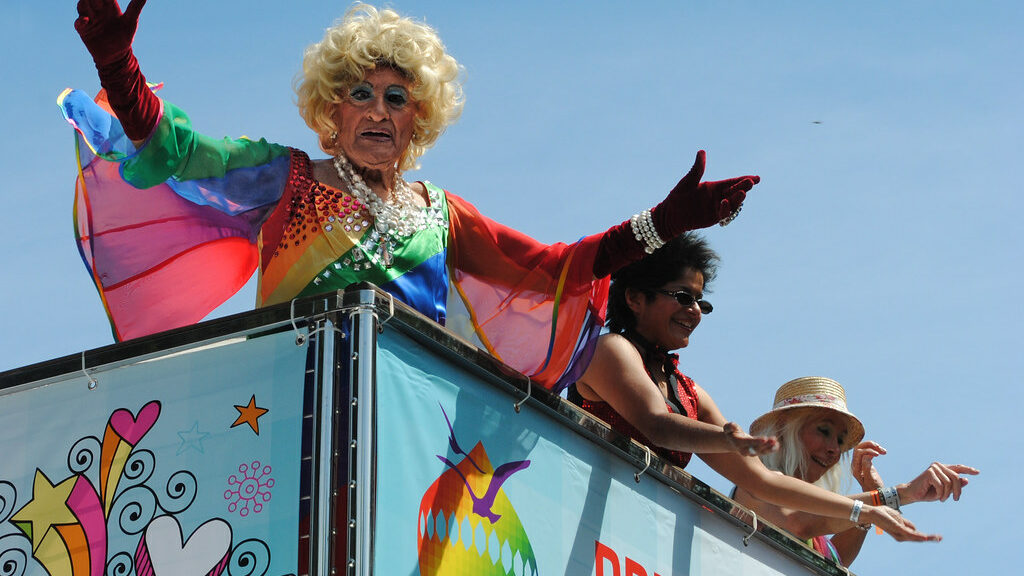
[136,516,232,576]
[109,401,161,446]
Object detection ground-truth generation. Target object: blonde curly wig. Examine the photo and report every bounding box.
[296,3,464,172]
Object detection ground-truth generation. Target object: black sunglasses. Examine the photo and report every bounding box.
[653,289,713,314]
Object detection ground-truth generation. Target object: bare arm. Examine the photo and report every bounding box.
[697,391,937,542]
[733,484,853,541]
[576,333,776,455]
[733,442,888,540]
[735,482,867,565]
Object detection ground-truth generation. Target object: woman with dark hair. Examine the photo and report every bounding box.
[570,233,940,542]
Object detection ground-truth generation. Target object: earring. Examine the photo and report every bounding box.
[329,131,338,141]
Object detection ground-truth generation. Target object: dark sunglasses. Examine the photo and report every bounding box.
[653,289,713,314]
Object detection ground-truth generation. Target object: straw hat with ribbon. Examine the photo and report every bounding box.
[749,376,865,448]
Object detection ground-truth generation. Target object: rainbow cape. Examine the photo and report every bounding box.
[59,88,608,391]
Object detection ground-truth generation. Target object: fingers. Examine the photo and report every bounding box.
[673,150,707,193]
[928,466,951,502]
[123,0,148,23]
[851,447,883,471]
[905,461,978,504]
[739,437,777,456]
[714,176,759,219]
[877,508,942,543]
[938,463,961,501]
[691,149,707,178]
[83,0,117,16]
[948,464,980,476]
[738,175,760,189]
[76,0,95,29]
[75,0,121,33]
[723,422,778,455]
[854,440,886,454]
[749,435,779,455]
[938,462,975,501]
[920,462,961,502]
[935,462,972,501]
[850,442,884,480]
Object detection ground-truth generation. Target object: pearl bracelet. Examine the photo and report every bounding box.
[630,210,665,255]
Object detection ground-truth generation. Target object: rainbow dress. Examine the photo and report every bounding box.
[58,88,609,391]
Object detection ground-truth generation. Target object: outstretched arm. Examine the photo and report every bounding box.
[737,441,976,564]
[75,0,159,142]
[575,333,778,456]
[592,150,760,277]
[698,397,938,543]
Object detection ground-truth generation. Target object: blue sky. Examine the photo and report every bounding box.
[2,1,1020,573]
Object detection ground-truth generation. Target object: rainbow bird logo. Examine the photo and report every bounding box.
[416,406,538,576]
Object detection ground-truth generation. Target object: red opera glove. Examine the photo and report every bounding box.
[592,151,760,277]
[75,0,160,141]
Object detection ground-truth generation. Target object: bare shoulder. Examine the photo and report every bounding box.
[577,333,641,399]
[590,332,643,368]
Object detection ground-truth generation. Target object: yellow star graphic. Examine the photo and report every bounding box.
[231,394,269,435]
[11,469,78,551]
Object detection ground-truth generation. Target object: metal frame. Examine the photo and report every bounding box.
[344,287,384,576]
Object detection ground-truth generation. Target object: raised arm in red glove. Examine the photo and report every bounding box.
[592,150,759,277]
[75,0,160,141]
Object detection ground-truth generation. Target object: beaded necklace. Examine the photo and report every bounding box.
[332,153,431,267]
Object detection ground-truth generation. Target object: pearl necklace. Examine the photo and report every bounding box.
[333,153,437,267]
[332,153,425,236]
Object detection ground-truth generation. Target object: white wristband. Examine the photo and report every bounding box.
[849,499,863,523]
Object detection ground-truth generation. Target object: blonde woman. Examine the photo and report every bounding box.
[734,377,978,567]
[64,0,758,393]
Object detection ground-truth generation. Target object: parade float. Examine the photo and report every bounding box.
[0,286,853,576]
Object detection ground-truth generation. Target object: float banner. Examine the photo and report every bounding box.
[0,331,306,576]
[374,330,812,576]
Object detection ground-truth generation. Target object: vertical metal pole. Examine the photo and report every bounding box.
[348,290,379,576]
[313,318,337,574]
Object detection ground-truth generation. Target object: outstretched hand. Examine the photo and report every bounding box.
[723,421,778,457]
[903,463,979,504]
[591,149,760,278]
[651,150,760,233]
[75,0,148,65]
[865,505,942,543]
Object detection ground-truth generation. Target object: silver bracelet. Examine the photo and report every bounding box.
[718,204,742,227]
[849,499,863,523]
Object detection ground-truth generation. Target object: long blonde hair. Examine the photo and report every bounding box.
[295,3,464,171]
[757,407,850,493]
